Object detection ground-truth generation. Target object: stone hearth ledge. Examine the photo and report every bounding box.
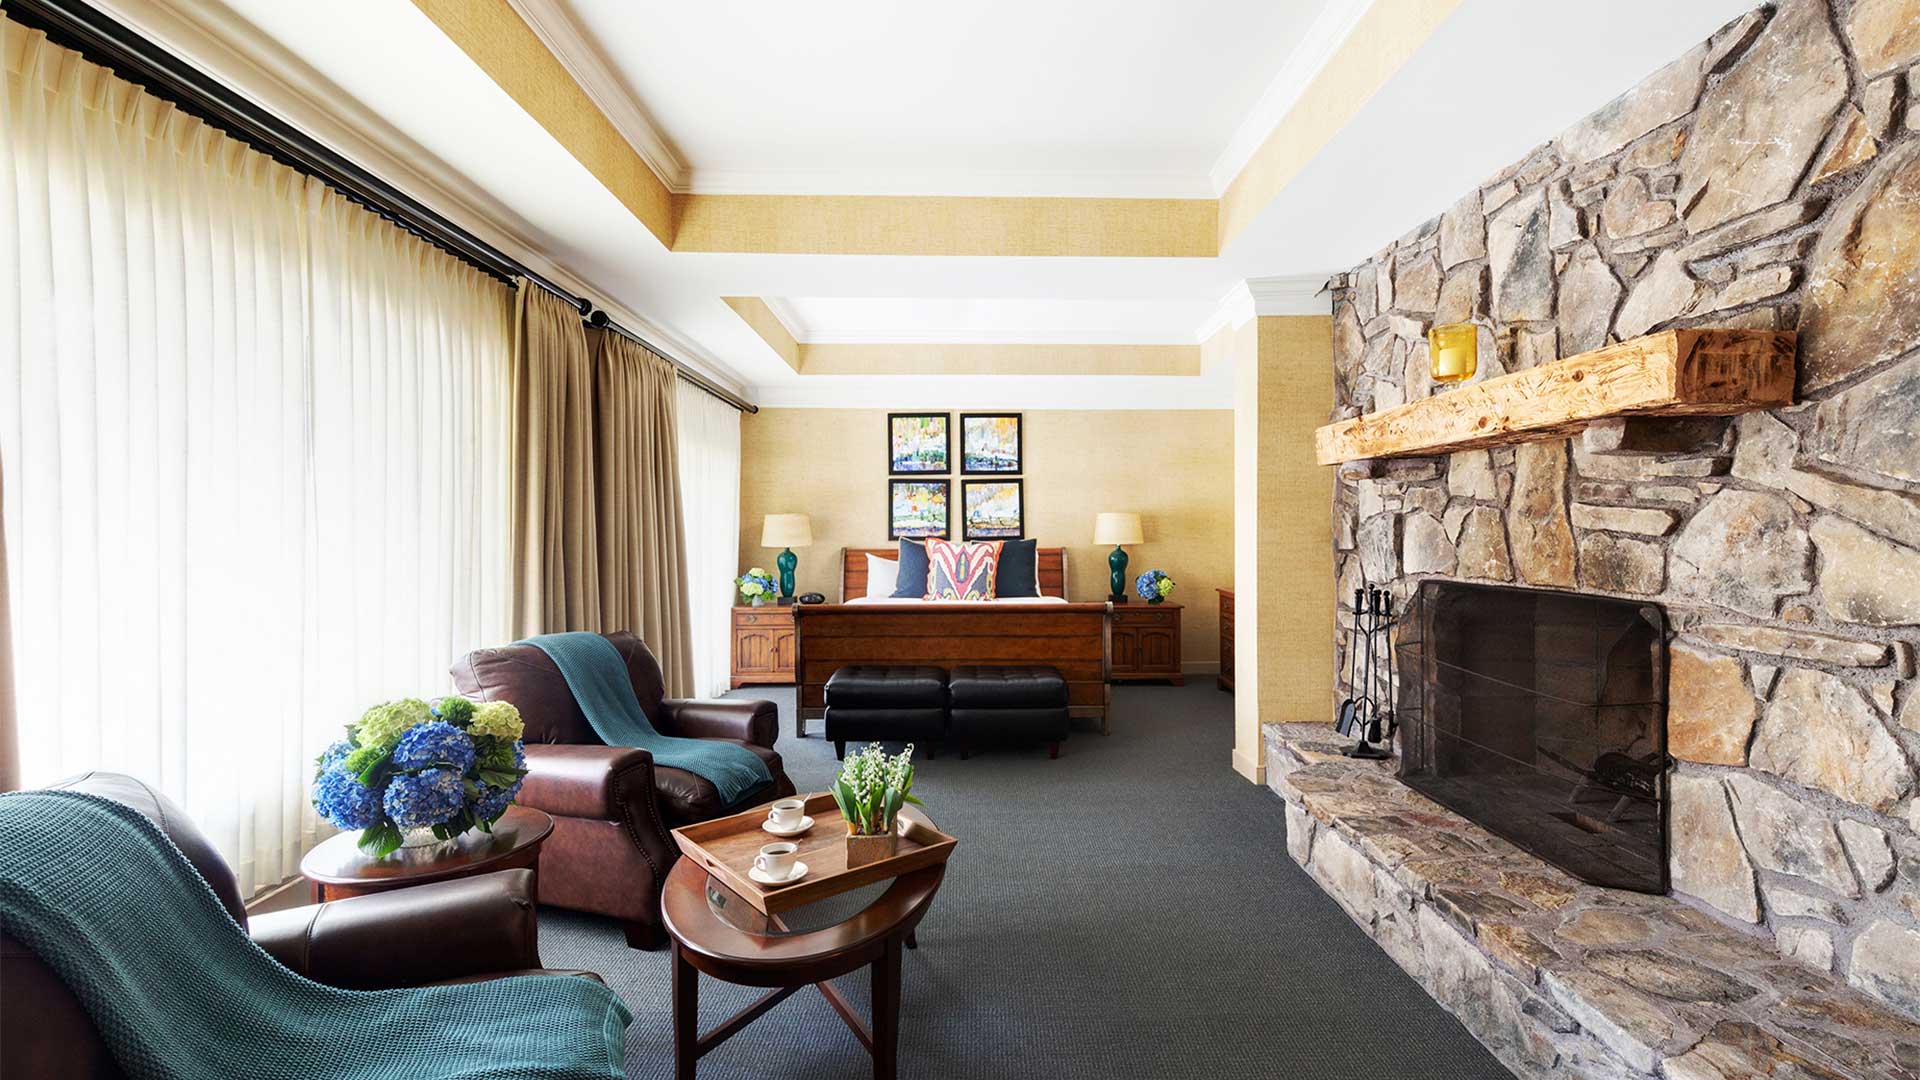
[1264,722,1920,1080]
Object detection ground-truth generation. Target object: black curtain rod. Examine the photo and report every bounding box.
[2,0,756,415]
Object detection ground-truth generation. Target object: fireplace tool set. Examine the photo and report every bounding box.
[1335,585,1396,760]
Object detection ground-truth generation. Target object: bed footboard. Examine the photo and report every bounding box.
[791,603,1112,737]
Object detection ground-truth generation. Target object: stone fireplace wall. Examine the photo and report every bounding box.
[1327,0,1920,1020]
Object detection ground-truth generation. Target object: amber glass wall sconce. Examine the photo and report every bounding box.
[1428,323,1478,384]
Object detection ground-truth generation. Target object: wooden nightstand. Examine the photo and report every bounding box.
[1109,601,1183,685]
[1217,589,1234,692]
[731,605,795,688]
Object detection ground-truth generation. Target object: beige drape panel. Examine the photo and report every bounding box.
[510,284,600,636]
[593,330,694,697]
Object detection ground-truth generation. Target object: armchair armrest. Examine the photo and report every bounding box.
[658,697,778,748]
[520,743,656,821]
[249,870,540,989]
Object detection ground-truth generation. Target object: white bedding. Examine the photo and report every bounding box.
[844,595,1069,605]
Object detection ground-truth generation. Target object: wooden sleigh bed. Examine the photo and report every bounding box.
[790,547,1112,738]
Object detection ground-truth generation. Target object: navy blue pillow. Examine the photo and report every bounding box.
[996,538,1040,598]
[890,539,932,598]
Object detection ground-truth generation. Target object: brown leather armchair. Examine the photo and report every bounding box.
[0,772,593,1080]
[451,630,795,949]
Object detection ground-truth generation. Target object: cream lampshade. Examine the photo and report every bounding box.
[1093,513,1144,546]
[1093,512,1144,602]
[761,514,812,604]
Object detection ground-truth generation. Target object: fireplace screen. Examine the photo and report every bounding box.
[1396,581,1668,893]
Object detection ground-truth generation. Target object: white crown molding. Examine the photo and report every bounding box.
[1207,0,1376,193]
[91,0,746,400]
[758,297,810,340]
[684,165,1217,199]
[1197,273,1332,339]
[501,0,689,191]
[790,328,1204,347]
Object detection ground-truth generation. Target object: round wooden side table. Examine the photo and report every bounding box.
[299,804,554,903]
[661,808,946,1080]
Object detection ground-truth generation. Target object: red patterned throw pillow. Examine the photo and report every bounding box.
[924,538,1005,600]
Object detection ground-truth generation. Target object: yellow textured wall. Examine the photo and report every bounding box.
[1233,315,1335,780]
[739,409,1233,665]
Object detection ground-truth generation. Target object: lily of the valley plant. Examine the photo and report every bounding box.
[831,743,923,836]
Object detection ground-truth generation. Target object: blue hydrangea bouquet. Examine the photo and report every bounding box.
[737,567,777,606]
[1135,569,1176,604]
[312,696,530,857]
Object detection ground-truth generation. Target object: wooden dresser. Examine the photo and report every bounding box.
[730,605,795,688]
[1217,589,1234,693]
[1109,601,1183,685]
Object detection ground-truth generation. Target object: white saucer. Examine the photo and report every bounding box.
[761,815,815,837]
[748,860,808,886]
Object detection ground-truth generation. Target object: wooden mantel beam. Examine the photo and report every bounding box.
[1313,329,1796,465]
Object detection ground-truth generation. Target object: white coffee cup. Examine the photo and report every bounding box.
[754,842,799,879]
[768,798,805,829]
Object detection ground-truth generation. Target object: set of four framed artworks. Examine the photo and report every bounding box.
[887,413,1023,541]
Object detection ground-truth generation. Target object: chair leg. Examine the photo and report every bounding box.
[959,741,970,760]
[834,740,846,760]
[925,742,937,760]
[1048,741,1060,760]
[625,918,668,951]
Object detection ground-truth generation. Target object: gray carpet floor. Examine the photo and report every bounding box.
[537,681,1507,1079]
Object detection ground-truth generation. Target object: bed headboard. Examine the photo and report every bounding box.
[841,545,1068,600]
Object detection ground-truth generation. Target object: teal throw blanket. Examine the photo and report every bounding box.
[0,790,630,1080]
[520,632,772,807]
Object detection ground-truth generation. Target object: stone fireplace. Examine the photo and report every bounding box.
[1396,581,1668,894]
[1301,0,1920,1064]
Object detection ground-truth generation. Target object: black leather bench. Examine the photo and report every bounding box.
[824,665,947,759]
[949,665,1069,759]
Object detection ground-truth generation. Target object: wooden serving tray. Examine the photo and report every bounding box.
[671,792,957,916]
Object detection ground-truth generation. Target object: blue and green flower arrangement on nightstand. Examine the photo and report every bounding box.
[312,696,529,857]
[737,567,777,607]
[1135,569,1176,604]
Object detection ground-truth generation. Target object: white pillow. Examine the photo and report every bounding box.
[865,554,899,599]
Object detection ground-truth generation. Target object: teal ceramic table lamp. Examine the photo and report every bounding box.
[1094,512,1144,604]
[761,513,813,605]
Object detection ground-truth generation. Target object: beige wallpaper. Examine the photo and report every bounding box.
[738,409,1234,665]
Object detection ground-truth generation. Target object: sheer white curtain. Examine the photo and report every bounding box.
[675,379,741,697]
[0,21,513,892]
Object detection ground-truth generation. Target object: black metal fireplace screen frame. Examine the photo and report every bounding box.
[1395,580,1669,895]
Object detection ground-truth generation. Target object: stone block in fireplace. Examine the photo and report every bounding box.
[1396,581,1667,894]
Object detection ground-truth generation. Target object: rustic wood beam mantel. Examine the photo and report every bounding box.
[1313,329,1796,465]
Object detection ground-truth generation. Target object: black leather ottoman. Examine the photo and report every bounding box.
[824,665,948,759]
[948,665,1069,759]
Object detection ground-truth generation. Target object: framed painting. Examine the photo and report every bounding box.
[960,413,1022,474]
[888,413,950,474]
[889,478,951,540]
[962,479,1024,539]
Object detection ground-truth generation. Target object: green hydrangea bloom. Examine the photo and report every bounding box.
[477,738,520,772]
[436,696,476,727]
[469,700,525,741]
[355,698,434,751]
[344,744,387,776]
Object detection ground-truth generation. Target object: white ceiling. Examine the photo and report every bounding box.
[547,0,1341,197]
[108,0,1759,408]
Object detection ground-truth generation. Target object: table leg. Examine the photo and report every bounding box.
[673,942,699,1080]
[904,929,918,951]
[871,935,902,1080]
